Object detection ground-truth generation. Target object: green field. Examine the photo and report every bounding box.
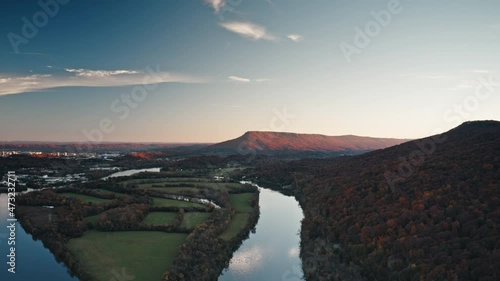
[181,212,211,229]
[152,197,206,208]
[150,187,200,194]
[139,181,242,192]
[120,177,210,185]
[219,213,251,241]
[229,193,254,213]
[68,231,188,281]
[59,193,111,204]
[93,189,129,197]
[143,212,177,225]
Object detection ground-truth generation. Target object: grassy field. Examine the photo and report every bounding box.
[68,231,188,281]
[229,193,254,213]
[219,213,251,241]
[143,212,177,225]
[120,177,210,185]
[93,189,129,197]
[181,212,211,229]
[149,187,200,193]
[140,181,245,192]
[152,197,206,208]
[59,193,111,204]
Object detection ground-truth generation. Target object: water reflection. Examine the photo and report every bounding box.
[102,167,161,179]
[227,245,265,275]
[288,247,300,258]
[219,187,304,281]
[0,194,77,281]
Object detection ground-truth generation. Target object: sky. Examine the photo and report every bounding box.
[0,0,499,143]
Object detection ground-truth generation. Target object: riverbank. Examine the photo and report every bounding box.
[14,170,261,281]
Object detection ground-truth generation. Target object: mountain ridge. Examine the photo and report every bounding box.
[247,120,500,280]
[203,131,411,155]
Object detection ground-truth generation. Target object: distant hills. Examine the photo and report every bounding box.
[249,121,500,280]
[2,131,410,158]
[202,131,410,156]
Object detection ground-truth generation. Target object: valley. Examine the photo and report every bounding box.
[1,121,499,281]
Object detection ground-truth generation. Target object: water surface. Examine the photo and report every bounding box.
[0,193,77,281]
[219,187,304,281]
[102,167,161,180]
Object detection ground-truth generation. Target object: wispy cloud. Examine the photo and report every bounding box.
[9,52,50,56]
[471,69,491,74]
[229,75,251,82]
[0,68,202,96]
[287,34,304,42]
[64,68,139,77]
[399,73,453,80]
[208,103,244,108]
[447,80,480,91]
[220,21,278,41]
[228,75,269,83]
[205,0,226,13]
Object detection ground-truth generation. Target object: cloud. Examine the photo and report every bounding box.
[64,68,139,77]
[205,0,226,13]
[399,73,453,80]
[287,34,304,42]
[447,80,478,91]
[208,103,243,108]
[229,75,251,83]
[227,245,264,274]
[472,69,491,74]
[0,68,202,96]
[228,76,269,83]
[220,21,278,41]
[9,52,49,56]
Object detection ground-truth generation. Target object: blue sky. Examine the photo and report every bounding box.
[0,0,499,142]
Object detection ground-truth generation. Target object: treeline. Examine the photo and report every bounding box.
[16,202,96,281]
[253,121,500,281]
[163,190,260,281]
[96,204,149,231]
[15,157,263,281]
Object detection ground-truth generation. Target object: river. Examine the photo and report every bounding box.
[0,174,304,281]
[0,193,77,281]
[218,187,304,281]
[101,167,161,180]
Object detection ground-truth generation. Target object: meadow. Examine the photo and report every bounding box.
[68,231,188,281]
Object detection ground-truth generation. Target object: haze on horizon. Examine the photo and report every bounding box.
[0,0,499,143]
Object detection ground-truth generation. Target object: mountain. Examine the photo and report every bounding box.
[202,131,410,156]
[249,121,500,280]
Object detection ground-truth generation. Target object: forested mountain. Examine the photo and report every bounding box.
[252,121,500,280]
[203,131,409,156]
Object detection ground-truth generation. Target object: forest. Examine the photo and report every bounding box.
[15,170,260,281]
[249,121,500,281]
